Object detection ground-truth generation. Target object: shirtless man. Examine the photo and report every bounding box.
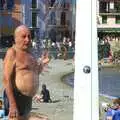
[3,25,49,120]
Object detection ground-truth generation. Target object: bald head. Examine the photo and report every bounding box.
[14,25,32,50]
[14,25,30,38]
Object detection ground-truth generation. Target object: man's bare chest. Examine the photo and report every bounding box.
[15,52,38,70]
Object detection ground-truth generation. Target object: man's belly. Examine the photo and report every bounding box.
[15,71,39,97]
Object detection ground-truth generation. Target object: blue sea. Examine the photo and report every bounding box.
[65,69,120,100]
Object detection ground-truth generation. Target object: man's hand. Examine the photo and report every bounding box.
[38,50,50,73]
[42,56,50,65]
[40,50,50,65]
[9,104,19,119]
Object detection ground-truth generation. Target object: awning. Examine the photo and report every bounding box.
[97,28,120,33]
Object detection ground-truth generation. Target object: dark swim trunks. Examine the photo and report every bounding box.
[3,89,32,116]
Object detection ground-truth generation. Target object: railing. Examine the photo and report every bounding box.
[99,9,120,15]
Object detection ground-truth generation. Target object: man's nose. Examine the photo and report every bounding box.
[25,36,31,42]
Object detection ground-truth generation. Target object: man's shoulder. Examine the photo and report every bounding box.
[4,47,16,61]
[6,47,16,55]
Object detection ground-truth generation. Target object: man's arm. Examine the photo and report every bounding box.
[3,48,18,118]
[38,52,50,73]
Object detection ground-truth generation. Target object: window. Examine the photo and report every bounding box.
[114,1,120,12]
[61,12,66,25]
[49,28,56,42]
[0,0,6,10]
[116,15,120,24]
[110,2,114,10]
[99,1,107,13]
[32,0,37,8]
[102,16,107,24]
[63,0,65,7]
[7,0,14,10]
[49,12,56,25]
[32,12,37,27]
[62,0,70,9]
[0,0,14,10]
[49,0,55,7]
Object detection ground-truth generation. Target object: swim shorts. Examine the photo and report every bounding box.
[3,89,32,116]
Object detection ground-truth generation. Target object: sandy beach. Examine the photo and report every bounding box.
[31,59,74,120]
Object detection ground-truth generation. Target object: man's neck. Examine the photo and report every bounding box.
[13,44,30,53]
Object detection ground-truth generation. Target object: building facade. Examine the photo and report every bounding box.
[0,0,22,47]
[0,0,75,48]
[45,0,74,42]
[0,0,46,48]
[97,0,120,41]
[97,0,120,60]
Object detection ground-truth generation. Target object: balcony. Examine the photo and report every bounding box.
[99,12,120,16]
[99,1,120,15]
[97,27,120,33]
[30,7,40,12]
[29,26,40,30]
[99,9,120,15]
[97,23,120,30]
[47,23,68,28]
[48,3,70,10]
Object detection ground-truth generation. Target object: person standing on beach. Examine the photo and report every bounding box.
[3,25,49,120]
